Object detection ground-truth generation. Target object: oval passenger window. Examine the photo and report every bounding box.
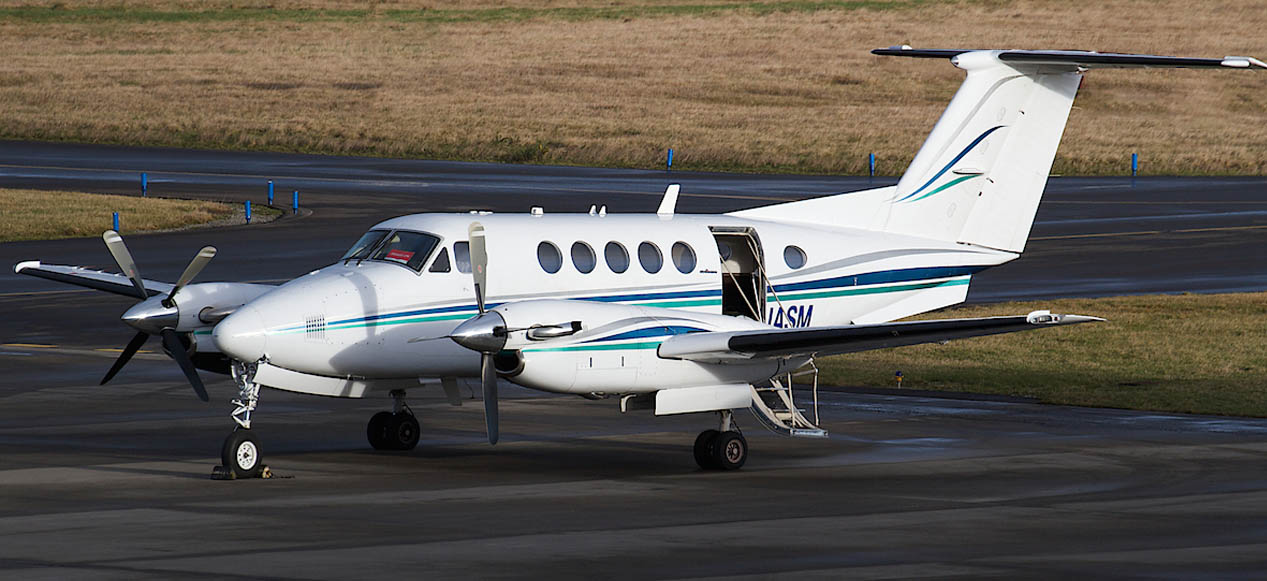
[538,241,562,274]
[571,242,596,274]
[638,242,663,273]
[671,242,696,274]
[605,242,629,273]
[784,245,807,269]
[716,240,733,261]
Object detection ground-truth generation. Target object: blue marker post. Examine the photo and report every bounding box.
[245,200,252,224]
[112,212,119,232]
[869,153,876,178]
[140,173,148,197]
[666,148,674,172]
[267,180,274,206]
[1131,153,1139,177]
[292,190,299,214]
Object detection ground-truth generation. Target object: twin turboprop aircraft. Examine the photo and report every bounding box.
[16,47,1263,475]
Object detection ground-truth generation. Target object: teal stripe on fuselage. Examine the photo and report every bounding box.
[522,340,662,353]
[770,277,968,301]
[271,275,972,335]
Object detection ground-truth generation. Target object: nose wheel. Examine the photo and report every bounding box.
[221,429,263,478]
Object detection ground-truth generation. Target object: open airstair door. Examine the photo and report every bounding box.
[711,227,765,321]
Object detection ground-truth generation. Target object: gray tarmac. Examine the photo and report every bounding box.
[2,142,1266,578]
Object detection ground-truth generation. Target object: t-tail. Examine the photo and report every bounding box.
[733,47,1265,253]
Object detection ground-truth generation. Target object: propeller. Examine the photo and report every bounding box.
[413,223,581,444]
[98,230,215,402]
[464,222,500,444]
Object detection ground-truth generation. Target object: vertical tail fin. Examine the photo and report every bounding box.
[732,48,1263,253]
[877,49,1082,253]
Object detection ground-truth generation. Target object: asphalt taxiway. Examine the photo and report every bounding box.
[2,142,1266,578]
[4,348,1267,579]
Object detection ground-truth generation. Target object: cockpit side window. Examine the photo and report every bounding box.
[429,248,452,273]
[453,241,472,274]
[368,230,441,272]
[342,229,390,261]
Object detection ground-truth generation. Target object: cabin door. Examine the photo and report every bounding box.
[710,228,765,321]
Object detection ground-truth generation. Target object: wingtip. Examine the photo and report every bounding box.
[1055,314,1106,324]
[14,260,40,273]
[1222,56,1267,69]
[1027,311,1105,324]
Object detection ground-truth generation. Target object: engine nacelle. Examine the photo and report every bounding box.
[488,299,784,395]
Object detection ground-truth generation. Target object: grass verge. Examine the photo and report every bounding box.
[817,293,1267,417]
[0,188,240,242]
[0,0,1263,175]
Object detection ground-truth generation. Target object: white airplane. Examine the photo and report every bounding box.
[16,47,1263,476]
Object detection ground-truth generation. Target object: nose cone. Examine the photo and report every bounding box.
[213,304,268,362]
[450,312,508,353]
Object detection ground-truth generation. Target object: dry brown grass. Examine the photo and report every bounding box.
[818,292,1267,416]
[0,188,234,241]
[0,1,1264,174]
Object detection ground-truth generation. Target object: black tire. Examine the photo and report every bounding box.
[712,431,747,471]
[387,413,420,451]
[693,429,721,470]
[367,411,394,450]
[221,429,263,478]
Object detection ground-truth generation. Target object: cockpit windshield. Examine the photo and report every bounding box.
[342,229,390,261]
[341,229,442,272]
[367,230,441,272]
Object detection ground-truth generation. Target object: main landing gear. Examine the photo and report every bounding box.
[693,410,748,471]
[367,389,420,451]
[216,361,267,479]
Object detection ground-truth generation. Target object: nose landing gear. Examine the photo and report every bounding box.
[214,361,270,479]
[693,410,748,470]
[367,389,420,451]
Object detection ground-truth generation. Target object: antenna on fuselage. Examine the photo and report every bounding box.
[657,183,681,216]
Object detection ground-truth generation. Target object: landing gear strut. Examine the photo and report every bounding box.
[693,410,748,471]
[217,361,267,478]
[367,389,420,451]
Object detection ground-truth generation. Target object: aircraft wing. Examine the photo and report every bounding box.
[14,261,173,298]
[657,311,1102,363]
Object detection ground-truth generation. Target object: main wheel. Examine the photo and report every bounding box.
[693,429,721,470]
[221,429,263,478]
[386,413,420,451]
[711,431,748,470]
[367,411,394,450]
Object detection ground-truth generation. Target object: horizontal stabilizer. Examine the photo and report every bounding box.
[873,47,1267,70]
[658,311,1102,362]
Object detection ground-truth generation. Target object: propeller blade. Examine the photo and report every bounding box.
[481,353,499,445]
[166,246,217,305]
[160,329,209,402]
[102,230,148,300]
[100,331,150,385]
[468,222,487,314]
